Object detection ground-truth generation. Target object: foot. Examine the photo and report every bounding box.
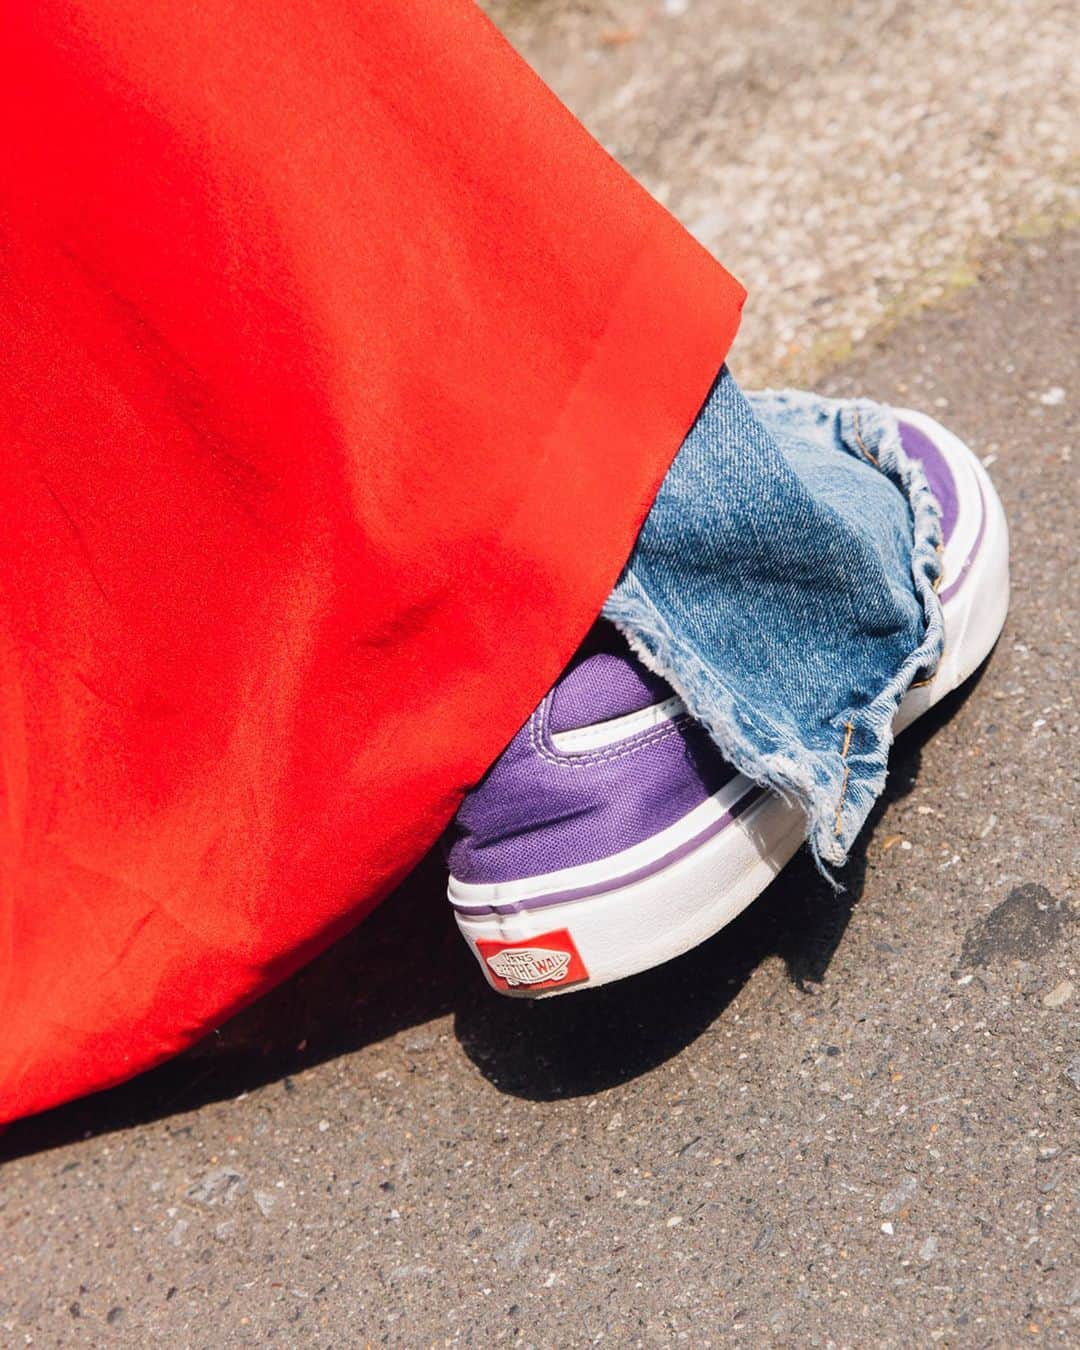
[447,410,1009,996]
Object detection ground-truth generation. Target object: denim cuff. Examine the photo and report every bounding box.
[603,370,944,871]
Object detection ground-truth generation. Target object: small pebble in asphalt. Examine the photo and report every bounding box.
[880,1174,918,1214]
[253,1190,276,1218]
[1042,980,1074,1008]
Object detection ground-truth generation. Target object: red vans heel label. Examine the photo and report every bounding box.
[477,929,588,991]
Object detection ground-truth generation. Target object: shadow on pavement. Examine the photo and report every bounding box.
[1,669,985,1160]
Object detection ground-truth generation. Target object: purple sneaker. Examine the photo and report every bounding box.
[448,410,1008,996]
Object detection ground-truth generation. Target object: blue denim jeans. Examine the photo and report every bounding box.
[602,367,944,869]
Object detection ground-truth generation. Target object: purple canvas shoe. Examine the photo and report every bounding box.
[448,409,1009,996]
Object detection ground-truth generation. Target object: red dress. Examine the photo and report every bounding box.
[0,0,744,1122]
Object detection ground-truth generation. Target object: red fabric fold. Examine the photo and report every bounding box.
[0,0,744,1122]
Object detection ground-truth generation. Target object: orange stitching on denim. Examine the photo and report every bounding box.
[840,722,854,758]
[851,410,880,467]
[834,720,855,837]
[910,638,946,689]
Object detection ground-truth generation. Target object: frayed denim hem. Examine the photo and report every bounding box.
[603,389,945,874]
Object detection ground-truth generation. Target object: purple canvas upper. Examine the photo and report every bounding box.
[898,421,958,544]
[548,650,672,732]
[448,639,738,886]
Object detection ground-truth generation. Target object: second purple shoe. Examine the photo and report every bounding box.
[447,409,1009,996]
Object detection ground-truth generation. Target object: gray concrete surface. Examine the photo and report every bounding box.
[2,4,1078,1346]
[484,0,1078,386]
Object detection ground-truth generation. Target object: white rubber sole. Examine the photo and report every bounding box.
[454,413,1009,997]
